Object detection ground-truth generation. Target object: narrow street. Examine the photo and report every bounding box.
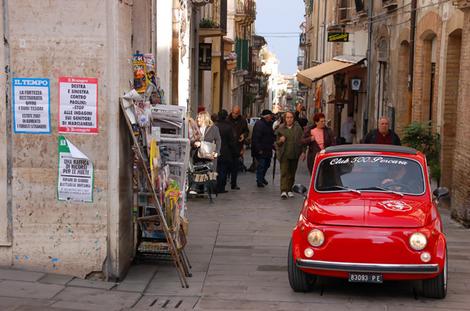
[0,163,469,311]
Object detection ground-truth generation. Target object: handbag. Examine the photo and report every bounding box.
[197,141,216,159]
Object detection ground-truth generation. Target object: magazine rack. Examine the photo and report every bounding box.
[120,99,191,288]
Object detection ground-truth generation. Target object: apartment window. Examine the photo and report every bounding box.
[338,0,351,22]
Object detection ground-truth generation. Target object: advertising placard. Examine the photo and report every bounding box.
[57,136,94,203]
[12,78,51,134]
[58,77,98,134]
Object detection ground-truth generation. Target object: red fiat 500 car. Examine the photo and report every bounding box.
[288,145,449,298]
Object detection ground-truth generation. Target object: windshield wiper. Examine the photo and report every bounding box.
[318,185,361,195]
[357,186,404,197]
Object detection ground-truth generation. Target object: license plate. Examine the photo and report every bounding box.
[348,273,383,283]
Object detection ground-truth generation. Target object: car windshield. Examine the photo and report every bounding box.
[315,155,425,195]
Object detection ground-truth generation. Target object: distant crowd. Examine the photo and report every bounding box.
[188,103,401,199]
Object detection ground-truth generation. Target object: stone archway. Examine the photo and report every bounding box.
[396,40,410,136]
[441,29,462,189]
[412,11,442,125]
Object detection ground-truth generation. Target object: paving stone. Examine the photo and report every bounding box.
[54,287,141,309]
[51,301,122,311]
[67,278,117,290]
[38,274,74,285]
[0,268,45,282]
[114,264,157,292]
[0,280,64,299]
[0,297,53,310]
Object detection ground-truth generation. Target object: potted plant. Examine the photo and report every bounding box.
[402,121,441,184]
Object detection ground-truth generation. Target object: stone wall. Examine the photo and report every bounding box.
[451,7,470,225]
[0,0,135,279]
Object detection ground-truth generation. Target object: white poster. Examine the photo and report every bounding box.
[58,77,98,134]
[12,78,51,134]
[57,136,94,203]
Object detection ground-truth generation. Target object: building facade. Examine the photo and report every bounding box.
[301,0,470,225]
[0,0,201,279]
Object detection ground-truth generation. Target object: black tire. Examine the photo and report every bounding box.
[288,239,316,292]
[422,253,447,299]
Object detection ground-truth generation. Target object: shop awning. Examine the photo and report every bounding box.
[297,55,366,87]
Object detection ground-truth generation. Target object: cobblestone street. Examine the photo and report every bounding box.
[1,164,469,310]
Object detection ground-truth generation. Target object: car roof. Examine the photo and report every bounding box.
[323,144,418,155]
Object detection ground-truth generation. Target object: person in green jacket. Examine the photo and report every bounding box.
[275,111,306,199]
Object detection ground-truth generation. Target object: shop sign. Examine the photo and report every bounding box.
[12,78,51,134]
[328,32,349,42]
[57,136,94,203]
[199,43,212,71]
[58,77,98,134]
[299,33,306,46]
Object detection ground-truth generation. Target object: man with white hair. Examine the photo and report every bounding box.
[364,116,401,145]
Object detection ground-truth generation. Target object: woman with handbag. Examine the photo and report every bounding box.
[194,111,221,168]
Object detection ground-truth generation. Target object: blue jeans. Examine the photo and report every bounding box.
[256,156,271,184]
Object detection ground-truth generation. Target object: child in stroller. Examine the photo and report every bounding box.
[187,158,217,202]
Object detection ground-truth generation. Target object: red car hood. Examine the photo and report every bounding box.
[309,197,430,228]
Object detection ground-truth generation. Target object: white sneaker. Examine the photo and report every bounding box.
[287,191,294,198]
[281,192,288,199]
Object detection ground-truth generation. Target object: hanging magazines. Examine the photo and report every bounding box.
[120,98,192,288]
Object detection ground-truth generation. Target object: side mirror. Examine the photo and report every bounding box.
[433,187,449,200]
[292,184,308,197]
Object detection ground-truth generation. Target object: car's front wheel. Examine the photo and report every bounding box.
[288,239,316,292]
[422,253,447,299]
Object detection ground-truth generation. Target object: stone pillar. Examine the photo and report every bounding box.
[451,1,470,225]
[0,0,12,249]
[156,0,173,105]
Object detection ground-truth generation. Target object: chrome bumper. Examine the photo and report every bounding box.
[297,259,439,274]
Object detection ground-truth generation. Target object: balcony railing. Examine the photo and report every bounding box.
[199,0,227,36]
[235,0,256,21]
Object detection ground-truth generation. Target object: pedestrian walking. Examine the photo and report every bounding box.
[294,103,308,128]
[193,111,221,169]
[275,111,306,199]
[227,105,249,190]
[251,109,275,187]
[363,116,401,145]
[215,110,238,194]
[301,112,335,174]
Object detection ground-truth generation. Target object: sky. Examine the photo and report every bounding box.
[255,0,305,75]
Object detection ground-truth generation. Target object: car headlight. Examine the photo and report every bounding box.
[307,229,325,247]
[409,232,427,251]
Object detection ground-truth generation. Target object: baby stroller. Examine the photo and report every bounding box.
[187,157,217,203]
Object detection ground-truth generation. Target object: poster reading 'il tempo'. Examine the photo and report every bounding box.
[12,78,51,134]
[58,77,98,134]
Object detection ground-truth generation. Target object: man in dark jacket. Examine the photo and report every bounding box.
[251,109,275,187]
[364,116,401,145]
[294,103,308,128]
[227,105,249,190]
[215,110,238,193]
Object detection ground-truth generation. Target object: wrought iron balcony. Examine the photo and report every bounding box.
[198,0,227,37]
[235,0,256,23]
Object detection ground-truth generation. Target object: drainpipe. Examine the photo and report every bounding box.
[2,0,12,247]
[322,0,327,62]
[316,0,320,61]
[364,0,373,137]
[408,0,417,123]
[219,35,224,112]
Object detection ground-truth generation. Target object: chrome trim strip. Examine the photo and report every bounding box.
[297,259,439,274]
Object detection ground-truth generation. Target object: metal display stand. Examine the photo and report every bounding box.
[120,99,191,288]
